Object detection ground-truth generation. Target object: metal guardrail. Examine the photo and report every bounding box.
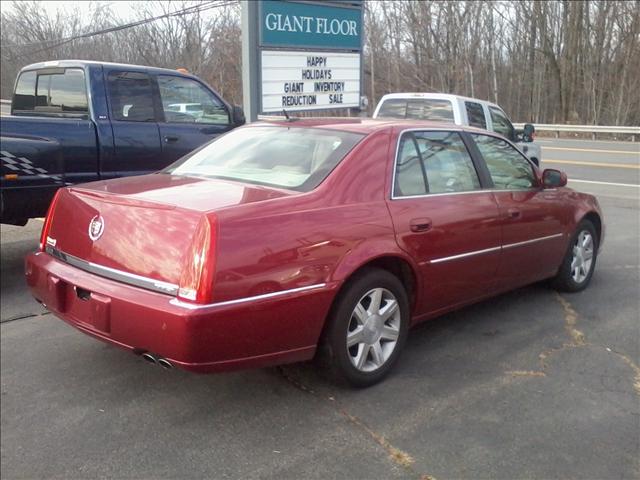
[514,123,639,141]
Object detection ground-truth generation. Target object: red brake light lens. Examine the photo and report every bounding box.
[178,215,217,304]
[39,189,62,251]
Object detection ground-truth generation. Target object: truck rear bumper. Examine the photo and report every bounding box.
[25,251,336,373]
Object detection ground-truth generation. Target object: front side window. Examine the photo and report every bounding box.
[472,134,536,189]
[489,106,514,141]
[157,75,229,125]
[108,71,156,122]
[13,69,87,115]
[394,131,481,197]
[465,101,487,129]
[166,127,364,192]
[377,98,454,122]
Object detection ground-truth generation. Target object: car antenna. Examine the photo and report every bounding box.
[282,109,291,121]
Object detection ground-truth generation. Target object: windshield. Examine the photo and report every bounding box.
[165,126,365,192]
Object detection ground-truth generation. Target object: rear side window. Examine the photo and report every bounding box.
[489,106,515,141]
[377,98,454,122]
[13,69,88,115]
[12,71,37,111]
[394,131,481,197]
[472,134,535,189]
[108,71,156,122]
[157,75,229,125]
[465,102,487,129]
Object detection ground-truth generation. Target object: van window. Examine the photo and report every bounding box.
[465,102,487,129]
[108,71,156,122]
[377,98,454,122]
[13,69,88,115]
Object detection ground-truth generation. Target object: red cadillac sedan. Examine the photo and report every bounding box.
[25,119,603,386]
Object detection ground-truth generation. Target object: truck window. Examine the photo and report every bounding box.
[406,99,454,122]
[107,71,156,122]
[377,99,408,118]
[465,102,487,129]
[157,75,229,125]
[13,69,87,115]
[489,106,515,141]
[12,71,37,112]
[377,98,454,122]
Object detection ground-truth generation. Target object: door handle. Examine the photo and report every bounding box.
[164,135,180,143]
[410,218,432,233]
[507,208,521,219]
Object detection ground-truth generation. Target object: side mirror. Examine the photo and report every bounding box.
[523,123,535,142]
[542,168,567,188]
[232,105,245,126]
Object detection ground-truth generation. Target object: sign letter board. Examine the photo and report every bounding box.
[256,0,363,114]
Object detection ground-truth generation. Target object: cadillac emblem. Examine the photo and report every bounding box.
[88,215,105,241]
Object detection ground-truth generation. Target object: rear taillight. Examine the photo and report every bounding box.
[39,189,62,251]
[177,215,217,304]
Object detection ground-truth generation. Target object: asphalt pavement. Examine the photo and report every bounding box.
[1,138,639,479]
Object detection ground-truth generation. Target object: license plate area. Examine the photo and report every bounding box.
[65,284,112,333]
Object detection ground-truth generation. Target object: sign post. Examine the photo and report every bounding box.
[241,0,363,121]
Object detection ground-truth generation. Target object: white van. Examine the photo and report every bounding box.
[373,93,541,165]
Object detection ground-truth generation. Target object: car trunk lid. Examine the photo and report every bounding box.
[45,174,295,288]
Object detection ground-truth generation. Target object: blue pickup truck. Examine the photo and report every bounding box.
[0,60,245,225]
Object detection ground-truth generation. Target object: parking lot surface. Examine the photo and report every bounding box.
[1,139,639,479]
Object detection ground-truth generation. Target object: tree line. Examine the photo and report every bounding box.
[1,0,638,125]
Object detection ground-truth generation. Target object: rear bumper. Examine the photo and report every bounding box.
[25,252,336,373]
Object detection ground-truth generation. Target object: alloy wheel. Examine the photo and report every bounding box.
[571,230,594,283]
[346,288,401,372]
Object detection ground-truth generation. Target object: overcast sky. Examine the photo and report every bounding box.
[1,1,220,24]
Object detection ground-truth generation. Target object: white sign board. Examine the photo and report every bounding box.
[261,50,360,112]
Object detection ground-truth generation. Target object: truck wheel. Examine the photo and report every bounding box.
[319,268,409,387]
[551,220,598,292]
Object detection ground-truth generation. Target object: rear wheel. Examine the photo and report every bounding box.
[320,268,409,387]
[551,220,598,292]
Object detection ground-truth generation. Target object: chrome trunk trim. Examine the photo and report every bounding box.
[45,245,179,296]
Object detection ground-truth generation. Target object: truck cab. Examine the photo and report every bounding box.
[1,60,244,225]
[372,93,541,166]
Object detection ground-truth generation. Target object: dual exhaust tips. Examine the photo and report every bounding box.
[141,352,173,370]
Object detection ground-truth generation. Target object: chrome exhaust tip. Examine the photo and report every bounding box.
[141,352,158,365]
[157,358,173,370]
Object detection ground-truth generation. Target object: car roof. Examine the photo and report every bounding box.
[249,117,490,135]
[378,92,500,109]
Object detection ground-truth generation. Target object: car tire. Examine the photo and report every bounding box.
[319,268,410,387]
[551,220,598,292]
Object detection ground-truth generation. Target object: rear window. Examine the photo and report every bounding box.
[377,98,454,122]
[13,68,88,115]
[166,126,364,192]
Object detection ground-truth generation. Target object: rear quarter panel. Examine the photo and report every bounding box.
[212,129,412,340]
